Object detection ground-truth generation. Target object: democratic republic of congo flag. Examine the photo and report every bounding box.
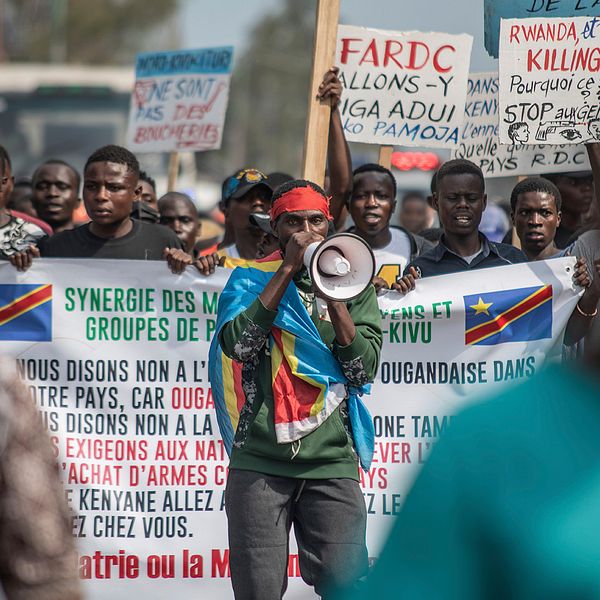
[464,284,552,346]
[208,251,375,470]
[0,283,52,341]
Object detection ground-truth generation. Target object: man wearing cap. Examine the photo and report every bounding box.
[209,179,382,600]
[219,168,273,259]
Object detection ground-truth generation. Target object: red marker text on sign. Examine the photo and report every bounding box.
[339,37,456,73]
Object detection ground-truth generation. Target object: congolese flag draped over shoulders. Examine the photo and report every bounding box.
[464,284,553,346]
[0,283,52,341]
[208,253,374,471]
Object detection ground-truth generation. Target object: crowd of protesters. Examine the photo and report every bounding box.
[0,65,599,600]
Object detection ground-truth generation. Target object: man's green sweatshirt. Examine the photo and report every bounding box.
[219,270,382,480]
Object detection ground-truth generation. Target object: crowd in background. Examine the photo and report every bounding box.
[0,67,599,599]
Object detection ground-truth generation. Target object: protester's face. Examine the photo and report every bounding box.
[512,191,560,254]
[226,186,271,234]
[9,185,36,217]
[83,161,140,227]
[273,209,329,248]
[554,175,594,216]
[256,232,280,259]
[140,181,158,210]
[159,199,199,253]
[400,198,428,234]
[350,172,395,235]
[0,164,13,209]
[434,173,486,236]
[32,164,79,226]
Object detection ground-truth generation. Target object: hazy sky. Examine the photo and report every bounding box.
[181,0,498,73]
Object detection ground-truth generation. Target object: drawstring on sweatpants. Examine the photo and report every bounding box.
[293,480,306,502]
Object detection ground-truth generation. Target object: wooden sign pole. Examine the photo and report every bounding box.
[378,145,393,169]
[301,0,340,187]
[167,151,180,191]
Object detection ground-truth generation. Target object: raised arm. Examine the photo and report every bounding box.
[319,67,352,231]
[331,285,382,386]
[564,257,600,346]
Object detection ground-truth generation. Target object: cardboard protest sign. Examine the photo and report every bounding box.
[336,25,473,148]
[126,47,233,153]
[484,0,600,58]
[499,16,600,146]
[453,72,591,176]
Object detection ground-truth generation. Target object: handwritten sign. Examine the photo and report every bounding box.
[499,16,600,145]
[484,0,600,58]
[336,25,473,148]
[0,257,578,598]
[126,47,233,153]
[453,72,591,176]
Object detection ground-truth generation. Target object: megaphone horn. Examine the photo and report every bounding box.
[303,233,376,302]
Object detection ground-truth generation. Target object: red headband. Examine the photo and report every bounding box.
[270,187,332,222]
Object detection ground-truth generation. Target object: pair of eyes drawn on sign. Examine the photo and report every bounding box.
[507,120,600,144]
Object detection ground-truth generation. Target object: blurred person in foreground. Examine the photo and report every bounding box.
[0,359,81,599]
[343,268,600,599]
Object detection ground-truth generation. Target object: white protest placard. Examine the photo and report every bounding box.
[453,72,591,177]
[336,25,473,148]
[126,47,233,153]
[499,16,600,145]
[0,257,579,598]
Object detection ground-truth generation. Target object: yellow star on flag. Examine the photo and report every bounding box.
[470,297,493,316]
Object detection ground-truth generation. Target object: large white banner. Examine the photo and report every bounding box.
[0,258,579,599]
[336,25,473,148]
[453,72,591,177]
[499,16,600,145]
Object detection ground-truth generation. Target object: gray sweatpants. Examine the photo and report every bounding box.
[225,469,368,600]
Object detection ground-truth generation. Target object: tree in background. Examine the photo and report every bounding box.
[197,0,316,181]
[1,0,178,64]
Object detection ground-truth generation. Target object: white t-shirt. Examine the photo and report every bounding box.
[220,243,241,259]
[372,228,412,286]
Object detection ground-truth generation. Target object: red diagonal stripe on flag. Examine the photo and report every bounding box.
[465,285,552,345]
[271,329,320,425]
[0,285,52,327]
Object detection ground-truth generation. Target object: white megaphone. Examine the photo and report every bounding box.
[303,233,376,301]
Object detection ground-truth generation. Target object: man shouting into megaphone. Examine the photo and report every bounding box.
[209,179,382,600]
